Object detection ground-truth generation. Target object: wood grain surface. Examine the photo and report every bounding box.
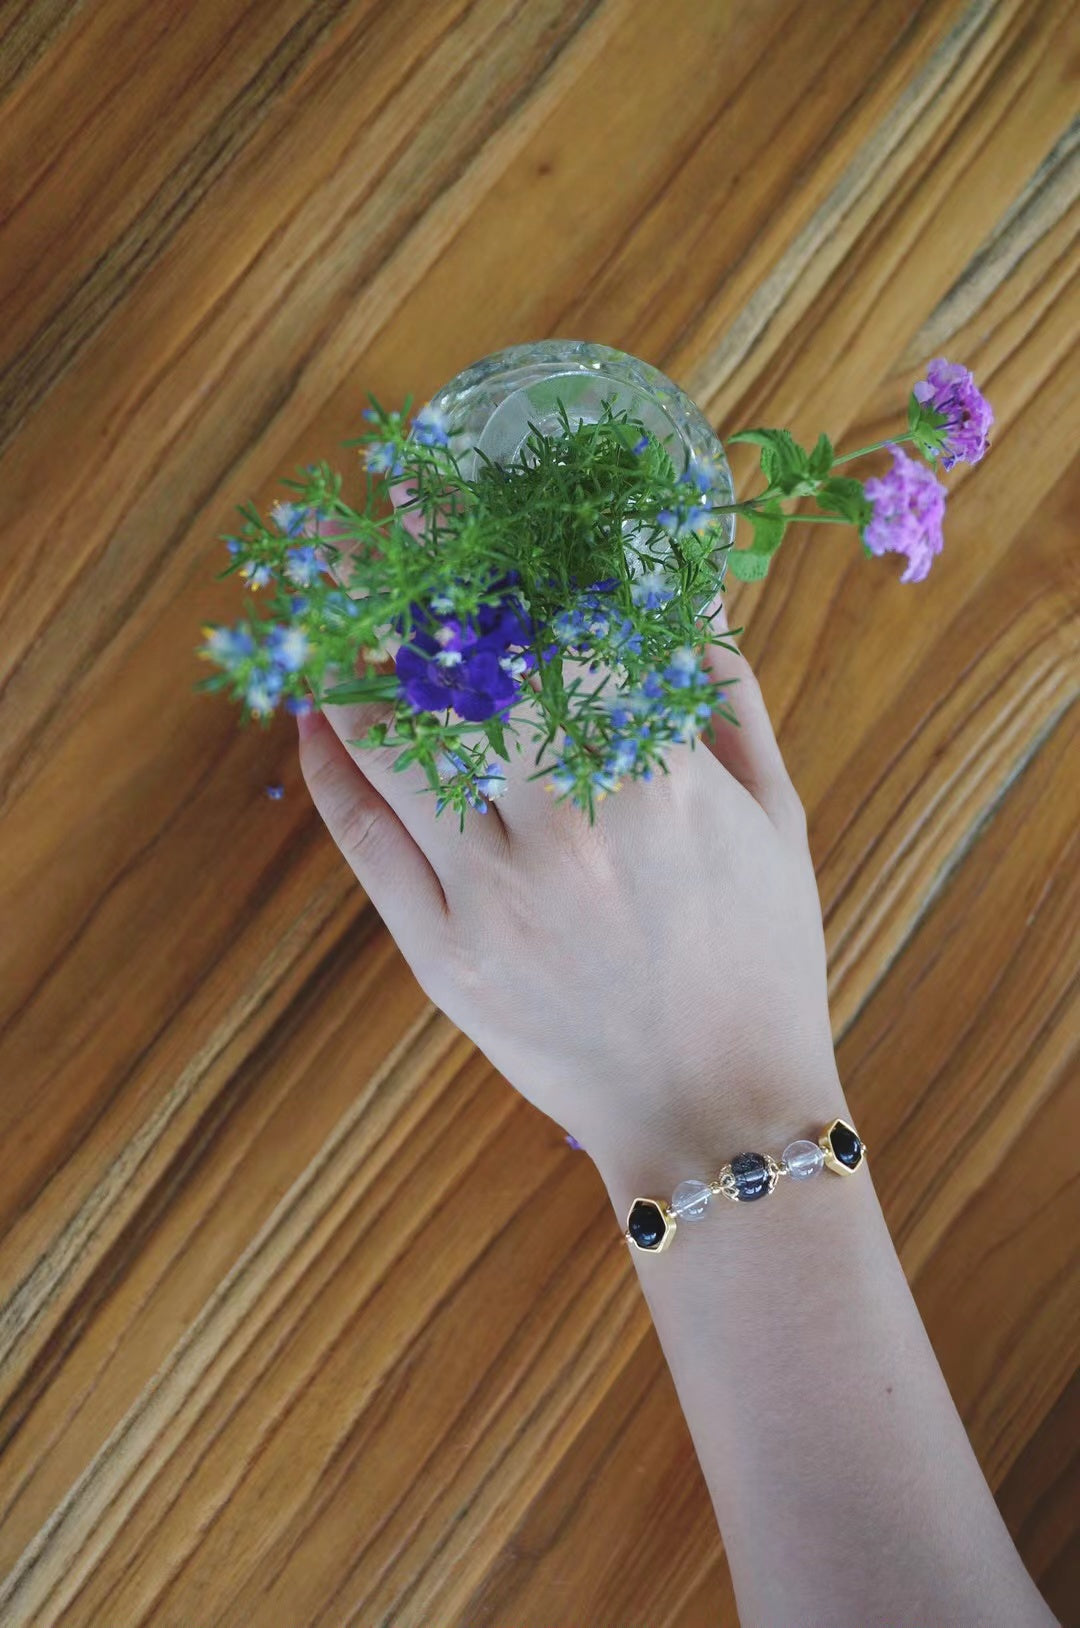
[1,0,1078,1622]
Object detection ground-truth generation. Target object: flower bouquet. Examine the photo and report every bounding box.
[198,345,991,823]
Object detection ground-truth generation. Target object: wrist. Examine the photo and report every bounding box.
[585,1059,851,1210]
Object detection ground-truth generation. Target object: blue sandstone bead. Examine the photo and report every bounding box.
[730,1151,775,1201]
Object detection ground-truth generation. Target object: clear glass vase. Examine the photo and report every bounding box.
[426,339,735,576]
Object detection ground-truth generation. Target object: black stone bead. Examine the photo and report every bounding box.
[829,1121,864,1170]
[627,1199,668,1249]
[730,1152,774,1202]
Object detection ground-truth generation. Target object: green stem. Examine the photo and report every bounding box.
[783,514,855,526]
[831,432,912,467]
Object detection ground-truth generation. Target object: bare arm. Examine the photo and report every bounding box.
[590,1074,1056,1627]
[297,586,1056,1627]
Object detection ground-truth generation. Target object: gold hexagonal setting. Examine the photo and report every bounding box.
[624,1197,677,1252]
[819,1118,866,1175]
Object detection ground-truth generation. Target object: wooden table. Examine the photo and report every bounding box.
[1,1,1077,1622]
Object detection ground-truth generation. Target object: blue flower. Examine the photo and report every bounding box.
[240,560,274,590]
[632,435,649,455]
[365,442,404,477]
[284,545,322,587]
[200,625,255,667]
[664,646,705,688]
[246,670,283,717]
[657,502,717,537]
[265,625,309,672]
[548,760,578,796]
[630,568,676,609]
[610,617,643,658]
[225,538,244,557]
[264,783,285,801]
[285,695,314,716]
[410,403,450,446]
[398,643,519,722]
[681,454,726,495]
[475,763,508,800]
[435,750,506,814]
[270,501,307,537]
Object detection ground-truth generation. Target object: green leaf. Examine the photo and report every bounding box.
[485,718,510,760]
[816,476,872,528]
[321,675,401,704]
[726,503,787,581]
[808,432,833,481]
[728,428,811,497]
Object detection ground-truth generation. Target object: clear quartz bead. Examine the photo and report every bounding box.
[782,1139,825,1180]
[670,1178,712,1219]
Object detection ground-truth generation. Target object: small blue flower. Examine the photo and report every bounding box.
[365,441,405,477]
[200,625,255,666]
[225,538,244,557]
[664,646,704,688]
[270,501,307,537]
[284,545,321,587]
[266,625,309,672]
[240,560,274,590]
[606,737,639,776]
[410,403,450,446]
[549,760,578,796]
[285,695,314,717]
[264,783,285,801]
[552,607,586,646]
[630,567,676,609]
[632,435,649,455]
[659,501,719,538]
[475,762,508,801]
[246,671,282,717]
[681,454,726,495]
[289,595,309,615]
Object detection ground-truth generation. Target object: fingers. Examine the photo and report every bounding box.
[700,595,806,841]
[297,710,450,945]
[318,692,511,867]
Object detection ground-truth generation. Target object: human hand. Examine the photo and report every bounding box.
[297,548,843,1174]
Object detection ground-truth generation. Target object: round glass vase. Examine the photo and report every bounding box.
[425,338,735,584]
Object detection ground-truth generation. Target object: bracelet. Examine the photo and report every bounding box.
[623,1118,866,1253]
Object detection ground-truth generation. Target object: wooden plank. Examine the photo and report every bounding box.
[0,0,1076,1621]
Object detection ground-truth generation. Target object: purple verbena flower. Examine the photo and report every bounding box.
[863,447,947,584]
[912,358,993,470]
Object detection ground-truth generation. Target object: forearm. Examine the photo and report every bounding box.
[590,1072,1056,1628]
